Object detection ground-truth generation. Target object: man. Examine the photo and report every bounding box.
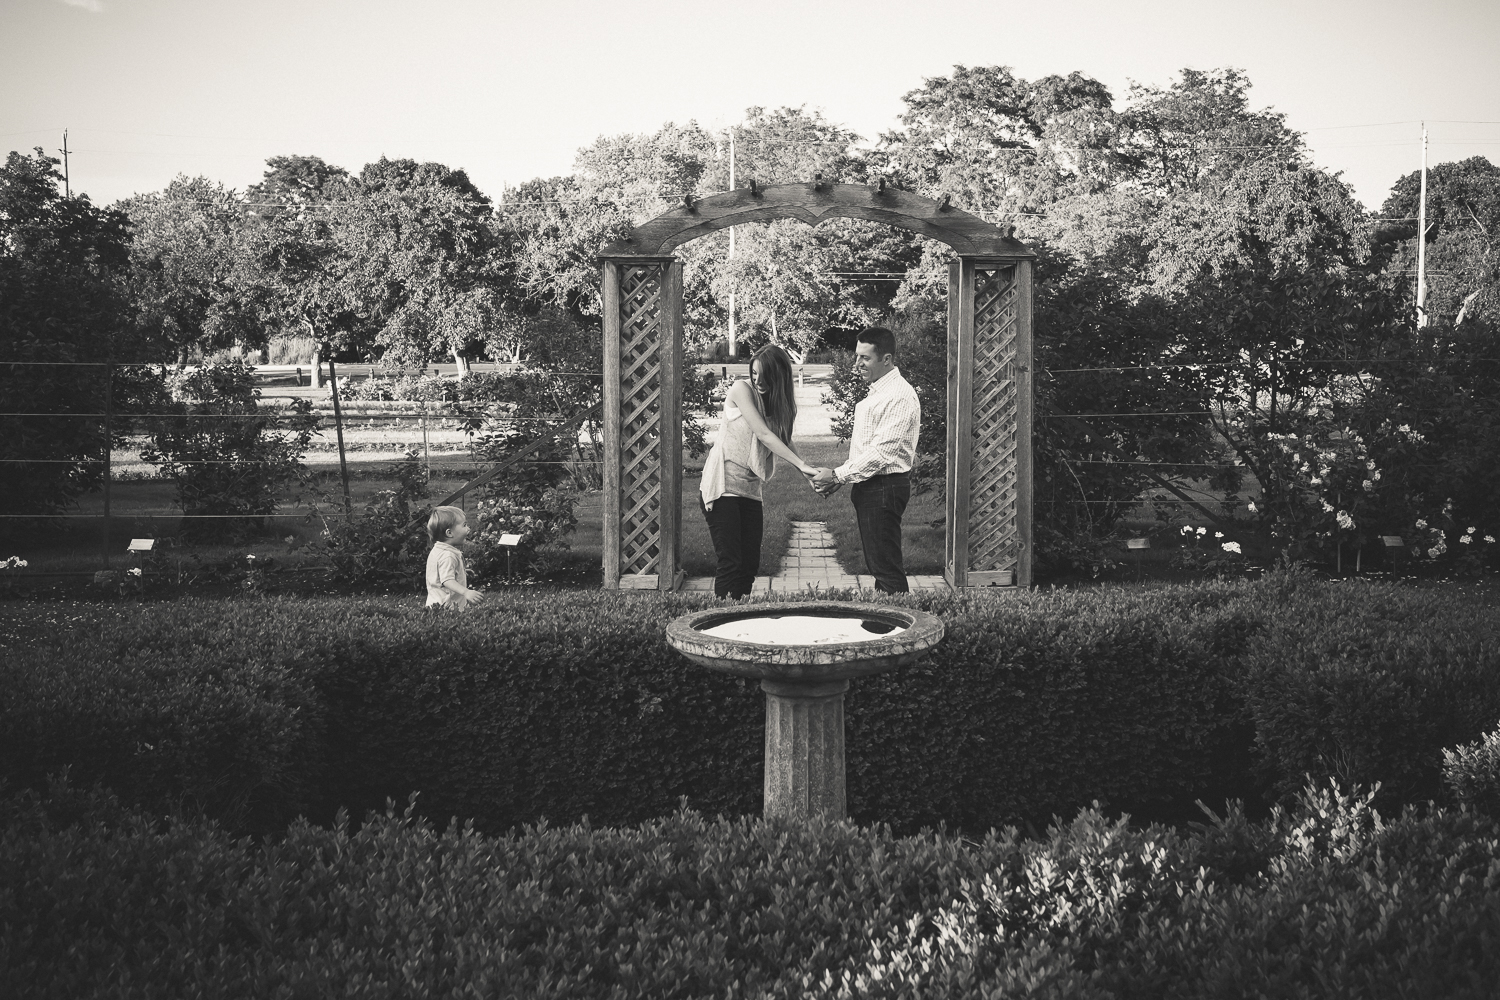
[808,327,920,593]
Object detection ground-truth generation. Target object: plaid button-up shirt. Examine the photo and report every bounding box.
[835,366,921,484]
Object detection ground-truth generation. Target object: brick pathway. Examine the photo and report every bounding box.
[681,520,948,595]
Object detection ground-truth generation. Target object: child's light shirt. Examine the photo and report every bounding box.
[425,541,468,608]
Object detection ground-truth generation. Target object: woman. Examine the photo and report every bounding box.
[700,344,815,598]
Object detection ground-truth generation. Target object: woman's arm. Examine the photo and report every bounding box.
[727,380,813,474]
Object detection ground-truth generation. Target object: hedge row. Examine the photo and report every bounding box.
[2,574,1498,837]
[4,779,1499,998]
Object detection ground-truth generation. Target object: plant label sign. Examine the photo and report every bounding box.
[498,533,522,547]
[126,539,154,551]
[1127,538,1150,549]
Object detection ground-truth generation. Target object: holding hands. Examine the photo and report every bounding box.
[802,466,841,497]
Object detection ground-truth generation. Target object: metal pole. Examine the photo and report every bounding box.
[101,361,113,569]
[420,403,431,480]
[326,351,352,516]
[1417,123,1429,328]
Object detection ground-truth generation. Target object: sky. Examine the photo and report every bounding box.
[3,0,1498,212]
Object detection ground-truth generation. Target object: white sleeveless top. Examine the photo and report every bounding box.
[700,396,776,509]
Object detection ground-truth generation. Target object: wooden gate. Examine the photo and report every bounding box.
[599,182,1033,591]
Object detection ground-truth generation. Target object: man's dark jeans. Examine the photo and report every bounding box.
[701,495,763,598]
[851,472,910,593]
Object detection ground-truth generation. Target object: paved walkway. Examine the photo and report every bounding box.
[681,520,948,595]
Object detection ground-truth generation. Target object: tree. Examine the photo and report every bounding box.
[331,157,508,371]
[878,65,1119,220]
[1374,155,1500,327]
[0,148,155,519]
[1116,68,1302,197]
[119,176,259,366]
[245,154,351,216]
[240,157,358,384]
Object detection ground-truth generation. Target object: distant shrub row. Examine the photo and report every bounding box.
[3,778,1498,998]
[2,573,1499,838]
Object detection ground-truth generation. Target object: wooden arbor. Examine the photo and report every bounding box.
[597,182,1034,591]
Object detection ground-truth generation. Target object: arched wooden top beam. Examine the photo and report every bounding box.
[599,182,1034,259]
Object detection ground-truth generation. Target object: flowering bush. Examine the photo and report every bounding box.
[1171,525,1249,574]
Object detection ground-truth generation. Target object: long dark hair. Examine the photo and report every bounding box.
[750,344,798,446]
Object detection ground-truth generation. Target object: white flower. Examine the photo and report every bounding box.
[1460,534,1472,545]
[2,556,27,569]
[1196,526,1207,536]
[1428,547,1441,559]
[1336,511,1355,530]
[1373,470,1381,481]
[1362,479,1373,492]
[1486,536,1496,544]
[1366,460,1377,471]
[1467,526,1477,534]
[1180,525,1193,535]
[129,567,143,576]
[1215,531,1224,539]
[1416,519,1428,530]
[1221,541,1242,554]
[245,554,257,562]
[1321,500,1334,513]
[1247,501,1257,513]
[1310,477,1323,486]
[1398,424,1411,433]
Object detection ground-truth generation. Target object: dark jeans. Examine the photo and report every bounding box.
[851,472,910,594]
[702,495,763,598]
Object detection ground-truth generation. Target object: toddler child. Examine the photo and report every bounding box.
[425,505,485,610]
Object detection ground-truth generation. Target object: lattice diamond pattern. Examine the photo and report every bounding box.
[619,266,663,574]
[968,268,1019,573]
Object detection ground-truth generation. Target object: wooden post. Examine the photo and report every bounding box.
[1015,258,1035,589]
[326,352,352,517]
[101,362,114,570]
[945,258,977,589]
[601,260,622,588]
[659,261,684,590]
[944,260,960,586]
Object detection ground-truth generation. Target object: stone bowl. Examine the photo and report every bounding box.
[665,601,945,683]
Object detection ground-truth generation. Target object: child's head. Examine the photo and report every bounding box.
[428,505,470,545]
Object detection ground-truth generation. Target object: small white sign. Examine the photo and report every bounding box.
[498,533,522,546]
[126,538,155,551]
[1126,538,1150,550]
[1381,535,1405,547]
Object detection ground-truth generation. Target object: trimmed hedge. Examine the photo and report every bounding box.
[4,779,1499,998]
[1235,576,1500,809]
[2,575,1498,837]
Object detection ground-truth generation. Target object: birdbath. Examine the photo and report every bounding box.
[666,601,944,822]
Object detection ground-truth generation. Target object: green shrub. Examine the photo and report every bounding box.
[4,577,1497,840]
[1233,574,1500,809]
[4,779,1498,999]
[0,606,324,834]
[0,586,1241,837]
[140,359,317,542]
[1445,722,1500,817]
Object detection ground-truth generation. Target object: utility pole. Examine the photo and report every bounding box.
[727,128,737,358]
[1417,123,1429,328]
[59,129,70,198]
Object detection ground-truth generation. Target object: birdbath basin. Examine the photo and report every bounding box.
[666,602,944,821]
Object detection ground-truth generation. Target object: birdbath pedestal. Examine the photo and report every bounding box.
[666,602,944,822]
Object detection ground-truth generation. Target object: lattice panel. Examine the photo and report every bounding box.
[618,265,663,575]
[968,268,1020,573]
